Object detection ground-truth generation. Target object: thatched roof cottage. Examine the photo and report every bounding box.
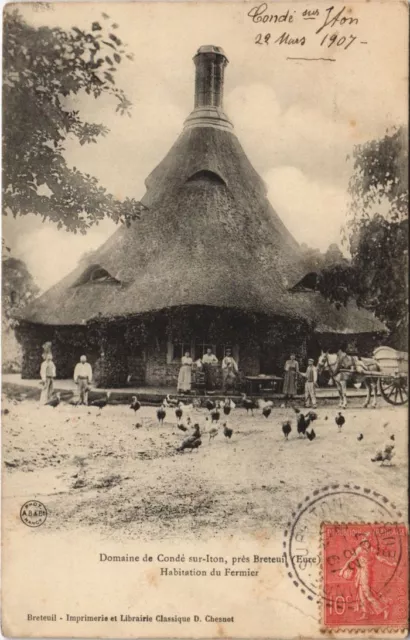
[17,45,386,387]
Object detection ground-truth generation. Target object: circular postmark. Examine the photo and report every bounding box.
[283,484,404,602]
[20,500,47,527]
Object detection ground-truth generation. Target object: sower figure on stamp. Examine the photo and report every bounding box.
[339,534,397,620]
[40,353,56,405]
[301,358,317,409]
[74,355,93,405]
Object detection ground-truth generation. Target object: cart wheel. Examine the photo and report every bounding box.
[380,374,408,405]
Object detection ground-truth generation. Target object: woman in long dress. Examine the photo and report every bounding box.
[201,348,218,392]
[177,351,193,393]
[283,354,299,400]
[222,349,238,394]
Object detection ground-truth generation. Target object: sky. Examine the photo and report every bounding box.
[2,0,408,291]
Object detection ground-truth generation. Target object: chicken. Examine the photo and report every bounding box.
[130,396,141,412]
[175,406,183,421]
[223,422,233,439]
[371,442,395,465]
[89,392,110,410]
[293,407,301,414]
[177,423,188,432]
[306,428,316,441]
[177,436,202,452]
[1,408,10,416]
[45,393,61,408]
[164,394,178,408]
[241,393,257,415]
[262,406,272,419]
[223,398,235,416]
[282,421,292,440]
[157,404,166,425]
[189,438,202,452]
[357,433,364,441]
[135,423,142,429]
[191,423,201,438]
[205,399,216,412]
[335,412,345,432]
[297,413,309,437]
[211,403,221,423]
[209,426,219,442]
[177,424,201,452]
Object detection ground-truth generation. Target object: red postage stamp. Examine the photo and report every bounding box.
[322,523,408,630]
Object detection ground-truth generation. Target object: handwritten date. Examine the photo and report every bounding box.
[256,31,357,50]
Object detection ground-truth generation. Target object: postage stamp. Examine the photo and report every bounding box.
[321,523,408,630]
[283,484,405,601]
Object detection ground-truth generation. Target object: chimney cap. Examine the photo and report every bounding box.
[194,44,228,60]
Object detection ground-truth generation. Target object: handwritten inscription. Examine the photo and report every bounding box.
[316,5,359,33]
[247,4,295,23]
[247,4,365,58]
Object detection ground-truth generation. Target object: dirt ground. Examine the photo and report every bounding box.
[2,394,408,541]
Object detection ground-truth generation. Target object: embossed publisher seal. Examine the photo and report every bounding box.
[20,500,47,527]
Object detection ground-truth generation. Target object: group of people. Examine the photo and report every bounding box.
[177,349,319,408]
[40,354,93,405]
[177,348,238,395]
[40,348,319,408]
[283,354,318,408]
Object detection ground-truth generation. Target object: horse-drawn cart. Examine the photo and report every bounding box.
[318,346,408,408]
[372,346,408,406]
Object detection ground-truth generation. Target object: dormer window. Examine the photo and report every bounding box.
[73,264,120,287]
[289,272,319,293]
[89,267,113,282]
[186,170,226,186]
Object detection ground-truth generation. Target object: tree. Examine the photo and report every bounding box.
[2,255,39,325]
[3,9,145,233]
[323,243,347,268]
[299,243,324,272]
[345,126,408,347]
[2,254,40,371]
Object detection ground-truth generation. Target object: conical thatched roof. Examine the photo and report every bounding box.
[20,46,386,336]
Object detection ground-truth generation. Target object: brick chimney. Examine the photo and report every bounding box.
[184,45,233,131]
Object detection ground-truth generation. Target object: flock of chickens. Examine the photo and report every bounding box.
[125,393,396,464]
[37,389,396,464]
[130,395,235,453]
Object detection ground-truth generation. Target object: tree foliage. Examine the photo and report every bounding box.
[2,254,40,326]
[302,127,408,345]
[300,242,348,273]
[345,126,408,346]
[2,253,40,372]
[3,9,145,233]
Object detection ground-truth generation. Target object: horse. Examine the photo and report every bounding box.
[316,351,381,409]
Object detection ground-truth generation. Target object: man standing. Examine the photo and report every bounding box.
[302,358,317,409]
[74,355,93,405]
[201,348,218,392]
[40,353,56,404]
